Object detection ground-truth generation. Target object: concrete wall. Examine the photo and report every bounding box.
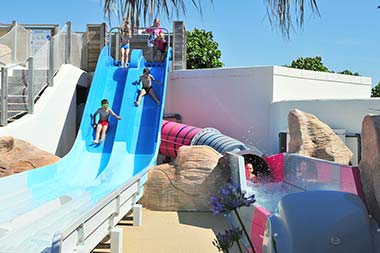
[166,66,374,155]
[272,66,372,101]
[166,67,274,153]
[0,64,87,157]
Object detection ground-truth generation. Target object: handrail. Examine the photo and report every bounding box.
[108,26,120,58]
[0,58,29,70]
[107,26,171,59]
[137,27,171,49]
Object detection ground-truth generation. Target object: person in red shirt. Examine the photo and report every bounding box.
[154,33,168,62]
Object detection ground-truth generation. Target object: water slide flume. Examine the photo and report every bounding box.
[0,46,171,253]
[235,153,380,253]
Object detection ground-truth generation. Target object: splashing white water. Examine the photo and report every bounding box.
[246,181,303,212]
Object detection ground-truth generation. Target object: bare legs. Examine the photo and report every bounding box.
[148,89,160,105]
[121,47,130,67]
[135,88,146,106]
[93,124,109,143]
[135,88,160,106]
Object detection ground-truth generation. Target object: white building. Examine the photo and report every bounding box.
[166,65,378,165]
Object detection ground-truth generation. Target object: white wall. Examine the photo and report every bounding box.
[270,99,380,154]
[273,66,371,101]
[166,67,274,153]
[0,64,87,157]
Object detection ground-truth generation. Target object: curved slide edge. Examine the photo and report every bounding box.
[0,64,89,156]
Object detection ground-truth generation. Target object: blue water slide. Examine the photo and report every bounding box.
[0,46,171,252]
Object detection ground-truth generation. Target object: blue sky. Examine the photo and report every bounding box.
[2,0,380,85]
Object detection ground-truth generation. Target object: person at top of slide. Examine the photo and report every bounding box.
[120,18,131,67]
[146,18,163,47]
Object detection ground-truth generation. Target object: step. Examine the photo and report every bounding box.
[11,69,49,77]
[8,75,48,86]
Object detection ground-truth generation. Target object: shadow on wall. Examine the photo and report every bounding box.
[56,72,90,157]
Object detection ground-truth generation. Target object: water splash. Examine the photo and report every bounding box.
[246,181,303,213]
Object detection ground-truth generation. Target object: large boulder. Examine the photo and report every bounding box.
[139,145,232,211]
[288,109,353,165]
[358,115,380,223]
[0,136,60,177]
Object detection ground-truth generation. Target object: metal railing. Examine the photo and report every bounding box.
[0,57,35,125]
[107,26,170,62]
[0,21,86,126]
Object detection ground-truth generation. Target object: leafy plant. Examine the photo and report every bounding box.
[371,82,380,97]
[211,183,256,253]
[338,69,360,76]
[186,28,224,69]
[212,227,243,253]
[290,56,328,72]
[289,56,360,76]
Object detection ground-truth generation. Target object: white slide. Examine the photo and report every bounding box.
[0,64,89,156]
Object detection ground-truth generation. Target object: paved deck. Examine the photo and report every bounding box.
[92,208,242,253]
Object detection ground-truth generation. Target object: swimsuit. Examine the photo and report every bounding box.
[98,120,109,127]
[143,86,152,93]
[140,74,155,95]
[120,44,130,49]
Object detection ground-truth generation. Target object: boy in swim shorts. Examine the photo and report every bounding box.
[93,99,121,144]
[134,68,162,107]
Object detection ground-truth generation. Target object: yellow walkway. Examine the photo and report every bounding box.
[93,208,241,253]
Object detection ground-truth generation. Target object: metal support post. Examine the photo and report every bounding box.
[49,35,54,86]
[53,25,60,36]
[110,227,123,253]
[65,21,72,64]
[115,32,120,61]
[133,204,142,226]
[12,20,17,63]
[28,57,34,114]
[1,68,8,126]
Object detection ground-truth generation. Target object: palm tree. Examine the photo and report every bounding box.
[103,0,202,32]
[102,0,320,37]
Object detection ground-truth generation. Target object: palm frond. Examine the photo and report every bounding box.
[102,0,203,34]
[265,0,320,38]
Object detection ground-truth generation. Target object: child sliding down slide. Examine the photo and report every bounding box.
[92,99,121,144]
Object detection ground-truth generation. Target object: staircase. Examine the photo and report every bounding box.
[0,68,48,123]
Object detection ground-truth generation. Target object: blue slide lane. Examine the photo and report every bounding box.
[0,46,170,252]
